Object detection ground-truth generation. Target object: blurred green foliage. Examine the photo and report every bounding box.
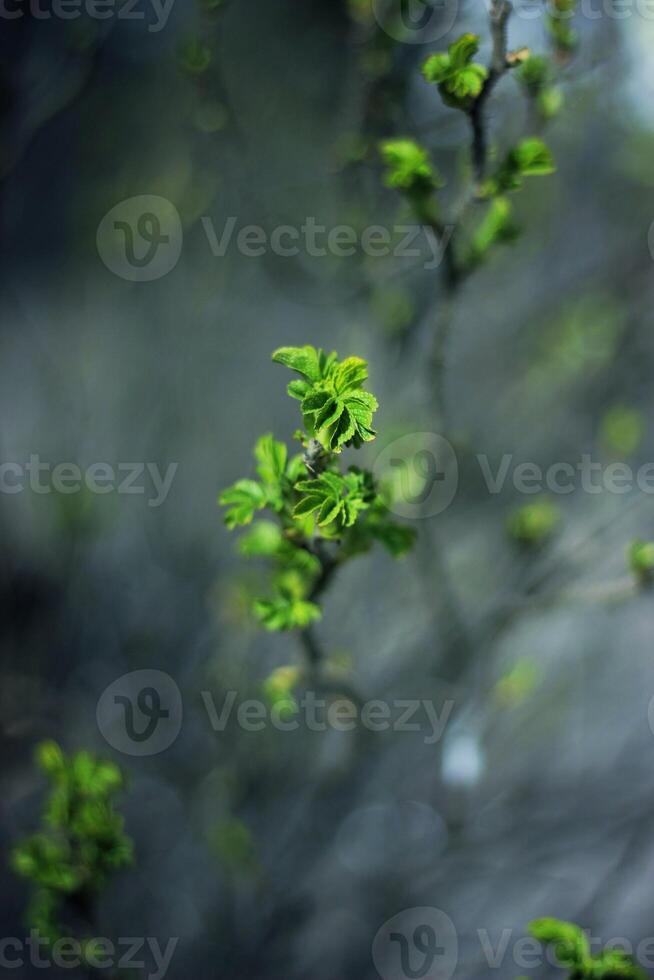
[529,918,646,978]
[627,539,654,586]
[11,742,132,944]
[507,497,561,547]
[208,818,258,876]
[600,406,645,457]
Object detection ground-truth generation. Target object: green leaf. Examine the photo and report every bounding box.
[332,356,369,393]
[302,388,378,452]
[529,918,591,971]
[380,139,442,195]
[592,950,646,979]
[468,196,518,266]
[271,346,337,382]
[489,138,556,194]
[237,520,284,557]
[448,32,480,68]
[219,479,267,529]
[287,379,312,401]
[254,434,287,487]
[510,137,556,176]
[35,741,65,776]
[368,517,417,557]
[516,54,550,93]
[253,596,321,631]
[294,468,375,534]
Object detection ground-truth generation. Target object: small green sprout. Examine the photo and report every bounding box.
[507,497,561,547]
[467,196,519,267]
[422,34,488,111]
[380,139,441,195]
[482,138,556,197]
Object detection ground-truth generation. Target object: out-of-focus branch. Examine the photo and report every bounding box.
[469,0,512,184]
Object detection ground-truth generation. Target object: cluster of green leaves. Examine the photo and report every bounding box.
[465,137,555,263]
[422,33,488,111]
[380,31,559,275]
[11,742,133,943]
[219,347,415,632]
[529,918,646,978]
[507,497,561,547]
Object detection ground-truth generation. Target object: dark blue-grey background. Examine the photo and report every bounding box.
[2,0,654,976]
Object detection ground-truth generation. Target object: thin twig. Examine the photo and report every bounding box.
[469,0,512,184]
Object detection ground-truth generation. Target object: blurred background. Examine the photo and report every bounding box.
[2,0,654,976]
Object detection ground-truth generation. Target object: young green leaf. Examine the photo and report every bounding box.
[380,139,442,195]
[254,434,287,486]
[254,596,321,631]
[468,196,518,266]
[529,918,591,971]
[219,479,267,528]
[271,346,337,383]
[294,469,374,532]
[422,34,488,110]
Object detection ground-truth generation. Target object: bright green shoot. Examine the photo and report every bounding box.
[219,346,415,639]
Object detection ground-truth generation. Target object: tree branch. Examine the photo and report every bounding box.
[469,0,512,184]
